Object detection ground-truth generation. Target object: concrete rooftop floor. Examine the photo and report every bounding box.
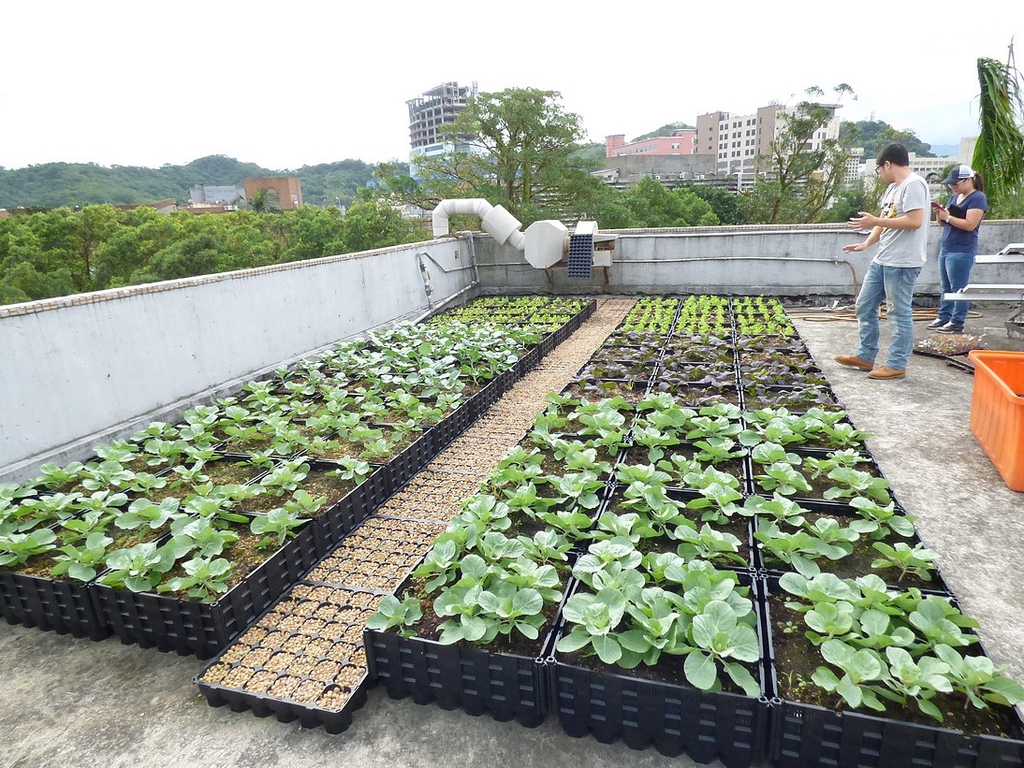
[2,301,1023,768]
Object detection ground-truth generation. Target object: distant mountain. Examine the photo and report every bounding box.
[0,156,379,209]
[630,123,695,142]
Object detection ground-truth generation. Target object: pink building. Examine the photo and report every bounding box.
[605,129,696,158]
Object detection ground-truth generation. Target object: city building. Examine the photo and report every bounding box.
[863,152,958,188]
[407,81,476,151]
[243,177,303,210]
[910,153,960,183]
[695,105,783,176]
[604,129,696,158]
[406,81,479,177]
[695,103,842,182]
[842,147,865,186]
[959,136,978,164]
[596,153,717,190]
[189,184,242,205]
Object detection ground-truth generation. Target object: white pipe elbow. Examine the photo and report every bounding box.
[432,198,494,237]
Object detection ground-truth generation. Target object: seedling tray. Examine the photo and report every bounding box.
[90,522,319,658]
[197,670,369,734]
[194,583,380,733]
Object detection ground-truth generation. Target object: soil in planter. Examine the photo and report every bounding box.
[651,385,741,408]
[760,511,936,590]
[130,460,263,505]
[767,596,1023,738]
[603,501,751,569]
[5,541,84,581]
[299,469,363,511]
[620,448,746,488]
[557,645,760,696]
[743,388,840,412]
[242,466,358,514]
[154,528,280,600]
[737,350,817,370]
[205,460,264,487]
[563,379,648,403]
[751,461,881,502]
[395,575,557,659]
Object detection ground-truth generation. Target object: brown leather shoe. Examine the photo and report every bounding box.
[868,365,906,380]
[834,354,874,371]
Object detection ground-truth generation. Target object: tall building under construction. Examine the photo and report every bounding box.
[406,81,477,151]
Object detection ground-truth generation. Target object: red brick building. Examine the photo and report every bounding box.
[243,177,303,210]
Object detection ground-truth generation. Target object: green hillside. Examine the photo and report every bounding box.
[0,156,379,209]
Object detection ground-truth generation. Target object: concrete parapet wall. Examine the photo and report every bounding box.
[0,240,477,480]
[473,220,1024,296]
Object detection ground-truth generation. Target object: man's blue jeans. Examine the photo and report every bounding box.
[855,261,921,371]
[937,250,976,324]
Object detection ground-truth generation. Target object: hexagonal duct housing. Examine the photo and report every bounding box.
[432,199,615,276]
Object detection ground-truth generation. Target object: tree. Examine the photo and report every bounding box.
[341,196,424,253]
[280,206,347,262]
[620,178,719,228]
[840,119,933,159]
[91,208,182,288]
[745,84,858,224]
[249,187,281,213]
[375,87,592,226]
[632,122,694,141]
[973,48,1024,214]
[0,205,432,306]
[679,184,741,225]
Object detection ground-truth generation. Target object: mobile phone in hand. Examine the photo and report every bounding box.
[931,201,945,211]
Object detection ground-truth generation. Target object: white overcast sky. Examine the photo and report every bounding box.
[1,1,1019,171]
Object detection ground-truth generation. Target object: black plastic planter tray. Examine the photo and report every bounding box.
[742,385,840,414]
[651,383,742,407]
[761,576,1024,766]
[538,332,558,357]
[384,432,439,490]
[365,628,550,727]
[598,484,756,570]
[732,336,807,353]
[427,402,479,454]
[551,660,769,767]
[512,345,542,380]
[768,697,1024,767]
[465,373,516,419]
[749,498,952,593]
[299,463,392,556]
[90,522,320,659]
[0,570,110,640]
[549,575,769,767]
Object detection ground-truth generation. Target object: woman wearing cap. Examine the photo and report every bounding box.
[928,165,988,333]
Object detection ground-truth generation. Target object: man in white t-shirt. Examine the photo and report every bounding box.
[835,144,929,380]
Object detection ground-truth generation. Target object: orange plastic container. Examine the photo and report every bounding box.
[968,350,1024,492]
